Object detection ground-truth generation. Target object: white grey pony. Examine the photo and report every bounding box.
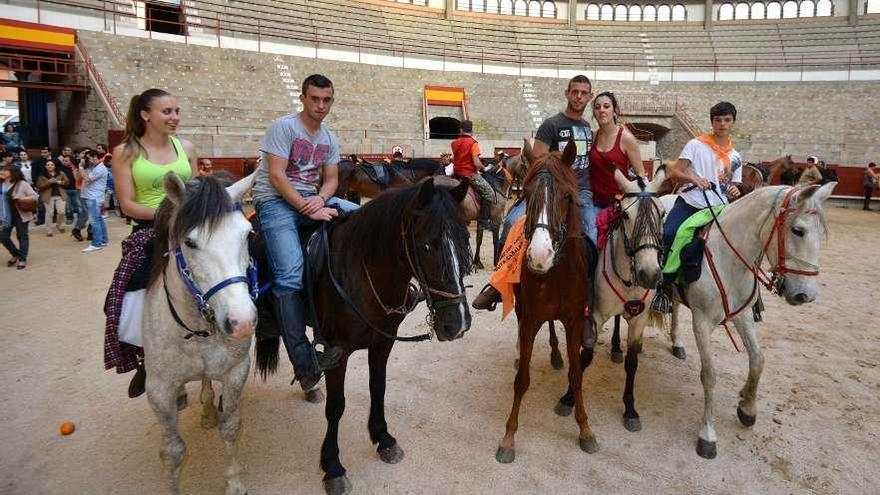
[143,172,258,495]
[656,182,836,459]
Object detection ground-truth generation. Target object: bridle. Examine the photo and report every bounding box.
[701,185,821,325]
[524,170,572,266]
[164,228,259,339]
[326,208,467,343]
[603,187,664,317]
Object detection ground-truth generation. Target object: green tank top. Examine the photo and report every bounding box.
[132,136,192,209]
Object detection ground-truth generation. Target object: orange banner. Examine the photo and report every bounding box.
[425,85,465,107]
[0,19,76,53]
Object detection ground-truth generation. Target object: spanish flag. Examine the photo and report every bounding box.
[425,86,465,107]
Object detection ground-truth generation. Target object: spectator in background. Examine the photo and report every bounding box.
[198,158,214,176]
[33,147,59,226]
[798,155,822,185]
[71,151,91,242]
[60,154,80,226]
[36,159,68,236]
[865,162,878,211]
[1,164,37,269]
[96,143,108,156]
[79,149,108,252]
[818,160,838,184]
[439,152,453,176]
[104,154,117,216]
[1,123,22,151]
[15,150,33,186]
[1,151,13,171]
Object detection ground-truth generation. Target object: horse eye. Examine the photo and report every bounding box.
[424,243,430,251]
[791,226,805,238]
[184,239,199,249]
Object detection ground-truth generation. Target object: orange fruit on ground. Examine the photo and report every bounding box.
[60,422,76,435]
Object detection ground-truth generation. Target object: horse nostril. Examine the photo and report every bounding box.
[225,317,239,334]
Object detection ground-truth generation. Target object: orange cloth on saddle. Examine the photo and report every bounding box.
[489,217,528,319]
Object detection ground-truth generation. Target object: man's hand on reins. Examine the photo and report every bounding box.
[307,207,339,222]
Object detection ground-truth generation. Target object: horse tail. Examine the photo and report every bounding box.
[255,336,280,381]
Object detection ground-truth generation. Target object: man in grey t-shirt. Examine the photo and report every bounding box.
[254,74,358,390]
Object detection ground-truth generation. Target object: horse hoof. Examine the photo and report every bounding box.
[671,346,687,360]
[323,475,352,495]
[550,352,564,370]
[610,351,624,364]
[623,417,642,432]
[554,401,573,417]
[737,406,756,427]
[305,388,325,404]
[176,393,188,411]
[378,443,405,464]
[579,435,600,454]
[495,446,515,464]
[696,438,717,459]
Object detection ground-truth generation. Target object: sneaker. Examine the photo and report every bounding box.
[7,257,18,267]
[47,231,54,237]
[16,259,26,270]
[58,227,66,234]
[471,284,501,311]
[82,244,104,253]
[72,229,83,242]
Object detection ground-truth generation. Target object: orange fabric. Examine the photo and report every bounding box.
[696,134,733,173]
[451,135,479,177]
[489,217,528,319]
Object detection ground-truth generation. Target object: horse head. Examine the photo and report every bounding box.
[405,178,472,340]
[157,172,258,340]
[521,138,580,275]
[613,166,667,289]
[766,181,836,306]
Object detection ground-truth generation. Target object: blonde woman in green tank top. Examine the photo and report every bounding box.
[107,89,199,398]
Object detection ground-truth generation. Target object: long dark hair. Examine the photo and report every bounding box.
[594,91,621,124]
[120,88,172,163]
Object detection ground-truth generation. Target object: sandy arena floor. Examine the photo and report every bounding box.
[1,206,878,495]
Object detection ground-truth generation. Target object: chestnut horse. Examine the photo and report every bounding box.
[496,140,599,464]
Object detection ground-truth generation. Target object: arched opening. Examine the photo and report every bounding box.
[600,3,614,19]
[586,3,601,19]
[501,0,513,13]
[800,0,815,16]
[629,4,643,20]
[487,0,500,12]
[472,0,485,11]
[657,4,671,20]
[735,2,750,18]
[457,0,471,10]
[751,2,766,18]
[514,0,527,15]
[719,3,734,19]
[429,117,461,140]
[615,4,628,19]
[868,0,880,13]
[782,0,798,17]
[671,3,686,19]
[542,0,556,17]
[643,4,657,20]
[528,0,541,16]
[766,1,782,17]
[816,0,832,15]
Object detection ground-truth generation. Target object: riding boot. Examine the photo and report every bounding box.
[478,197,495,230]
[128,361,146,398]
[472,284,501,311]
[272,292,342,390]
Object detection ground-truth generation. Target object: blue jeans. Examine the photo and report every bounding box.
[65,189,80,223]
[663,196,701,251]
[499,189,599,246]
[75,196,89,230]
[257,195,359,296]
[84,198,107,246]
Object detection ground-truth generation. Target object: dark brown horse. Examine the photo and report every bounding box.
[496,139,598,464]
[335,156,413,202]
[255,178,473,495]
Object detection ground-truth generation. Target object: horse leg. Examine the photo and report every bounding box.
[368,342,404,464]
[473,227,484,271]
[200,378,220,429]
[146,378,187,495]
[218,360,249,495]
[497,319,540,464]
[177,384,188,411]
[565,317,599,453]
[610,315,624,363]
[670,302,686,360]
[733,316,764,428]
[555,313,604,417]
[321,356,352,495]
[692,314,719,459]
[548,321,564,370]
[491,226,500,267]
[622,315,648,432]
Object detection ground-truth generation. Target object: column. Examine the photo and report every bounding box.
[569,0,578,27]
[849,0,859,25]
[447,0,455,20]
[705,0,714,30]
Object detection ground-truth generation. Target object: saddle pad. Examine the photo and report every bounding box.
[662,205,725,275]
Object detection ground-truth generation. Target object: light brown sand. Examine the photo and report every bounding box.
[1,207,878,495]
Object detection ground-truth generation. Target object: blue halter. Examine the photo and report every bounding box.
[172,247,259,326]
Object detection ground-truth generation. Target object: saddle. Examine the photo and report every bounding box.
[359,162,392,187]
[248,215,333,339]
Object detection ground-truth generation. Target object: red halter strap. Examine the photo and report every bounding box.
[601,243,650,315]
[760,186,821,278]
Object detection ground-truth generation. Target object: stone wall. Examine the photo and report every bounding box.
[77,30,880,167]
[57,87,111,149]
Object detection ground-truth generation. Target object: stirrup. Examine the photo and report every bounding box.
[650,291,672,314]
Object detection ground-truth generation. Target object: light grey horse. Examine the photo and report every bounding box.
[143,172,257,495]
[656,182,836,459]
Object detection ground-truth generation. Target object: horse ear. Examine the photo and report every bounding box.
[450,178,469,203]
[650,165,667,190]
[561,140,577,167]
[614,168,636,193]
[522,138,534,165]
[226,171,257,203]
[163,172,186,207]
[799,181,836,210]
[416,176,435,207]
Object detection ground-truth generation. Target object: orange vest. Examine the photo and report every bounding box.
[451,135,478,177]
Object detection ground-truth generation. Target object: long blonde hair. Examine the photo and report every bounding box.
[118,88,172,164]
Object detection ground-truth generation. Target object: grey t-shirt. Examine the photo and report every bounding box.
[253,113,341,201]
[535,112,592,190]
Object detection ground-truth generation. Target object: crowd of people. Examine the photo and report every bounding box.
[0,143,120,269]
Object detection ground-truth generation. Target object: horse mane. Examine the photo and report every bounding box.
[522,150,583,238]
[335,181,472,279]
[149,176,236,286]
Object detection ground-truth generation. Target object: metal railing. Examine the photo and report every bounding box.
[74,40,124,126]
